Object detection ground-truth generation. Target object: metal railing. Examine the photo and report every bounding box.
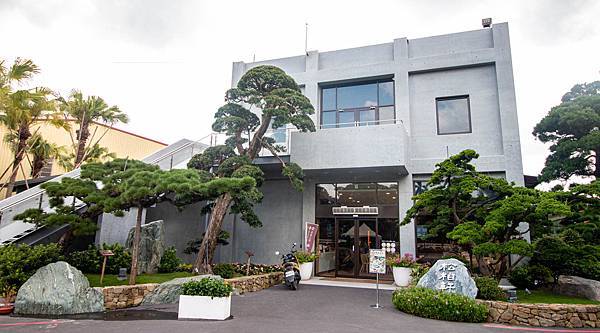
[318,118,400,130]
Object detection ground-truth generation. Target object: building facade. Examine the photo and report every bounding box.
[206,22,524,280]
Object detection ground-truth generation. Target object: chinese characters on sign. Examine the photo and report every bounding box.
[436,262,457,292]
[369,249,386,274]
[305,223,319,253]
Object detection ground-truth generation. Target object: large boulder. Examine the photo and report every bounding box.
[126,220,165,274]
[417,258,478,299]
[141,275,222,305]
[556,275,600,301]
[14,261,104,315]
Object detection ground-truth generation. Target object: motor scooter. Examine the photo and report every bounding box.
[276,243,301,290]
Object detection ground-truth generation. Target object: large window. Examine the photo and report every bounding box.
[436,95,472,135]
[315,182,399,218]
[321,80,395,128]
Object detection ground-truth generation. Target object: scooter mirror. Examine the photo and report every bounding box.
[293,242,297,246]
[275,251,280,256]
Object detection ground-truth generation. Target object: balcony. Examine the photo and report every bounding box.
[289,120,408,172]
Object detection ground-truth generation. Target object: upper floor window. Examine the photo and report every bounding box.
[321,80,395,129]
[436,95,472,135]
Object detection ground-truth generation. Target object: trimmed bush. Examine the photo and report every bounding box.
[67,245,101,273]
[0,243,63,294]
[230,263,283,276]
[294,251,318,264]
[509,265,533,289]
[159,247,181,273]
[392,287,488,323]
[101,243,131,274]
[474,277,506,301]
[176,263,193,272]
[213,263,236,279]
[181,278,233,299]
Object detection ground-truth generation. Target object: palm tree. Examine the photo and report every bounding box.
[0,58,65,198]
[59,90,128,168]
[27,134,70,178]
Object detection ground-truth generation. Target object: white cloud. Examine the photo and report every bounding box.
[1,0,598,177]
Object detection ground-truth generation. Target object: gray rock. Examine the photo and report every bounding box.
[417,258,478,299]
[126,220,165,274]
[141,275,222,305]
[14,261,104,315]
[555,275,600,301]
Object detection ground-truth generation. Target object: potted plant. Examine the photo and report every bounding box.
[386,253,417,287]
[178,278,233,320]
[295,251,318,280]
[0,286,16,315]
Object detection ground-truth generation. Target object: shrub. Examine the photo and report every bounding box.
[386,253,417,268]
[67,245,101,273]
[410,264,429,286]
[474,277,506,301]
[294,251,318,264]
[230,263,283,276]
[176,263,193,272]
[213,263,236,279]
[101,243,131,274]
[159,247,181,273]
[0,243,63,293]
[181,278,233,298]
[509,265,533,289]
[440,254,469,266]
[392,287,488,323]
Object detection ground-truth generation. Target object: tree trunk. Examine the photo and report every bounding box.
[129,207,143,285]
[193,193,232,274]
[74,121,90,167]
[31,155,45,179]
[4,127,30,199]
[595,148,600,179]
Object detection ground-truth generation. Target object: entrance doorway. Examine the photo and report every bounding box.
[316,218,398,280]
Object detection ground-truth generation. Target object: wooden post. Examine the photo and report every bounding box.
[100,256,108,285]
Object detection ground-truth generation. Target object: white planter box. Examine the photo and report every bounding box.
[393,267,412,287]
[178,295,231,320]
[299,262,314,280]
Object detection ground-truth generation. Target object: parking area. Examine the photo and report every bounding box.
[0,284,556,333]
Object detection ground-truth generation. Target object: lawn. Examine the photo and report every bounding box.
[86,272,193,287]
[517,290,600,305]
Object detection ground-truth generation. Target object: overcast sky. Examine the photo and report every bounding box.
[1,0,599,176]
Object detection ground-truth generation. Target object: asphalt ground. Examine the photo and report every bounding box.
[0,284,594,333]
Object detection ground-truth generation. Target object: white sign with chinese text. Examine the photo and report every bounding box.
[369,249,386,274]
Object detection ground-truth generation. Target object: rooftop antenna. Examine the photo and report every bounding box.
[305,22,309,56]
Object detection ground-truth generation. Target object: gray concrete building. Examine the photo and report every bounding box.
[106,22,524,280]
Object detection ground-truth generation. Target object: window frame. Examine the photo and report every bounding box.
[435,95,472,135]
[319,79,395,128]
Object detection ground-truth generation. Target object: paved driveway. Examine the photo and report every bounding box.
[0,285,564,333]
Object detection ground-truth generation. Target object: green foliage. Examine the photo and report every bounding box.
[176,263,193,272]
[101,243,131,274]
[474,277,506,301]
[158,247,181,273]
[212,263,236,279]
[509,265,533,289]
[404,149,569,277]
[533,81,600,181]
[181,278,233,298]
[294,251,318,264]
[229,263,283,275]
[410,264,430,286]
[392,287,488,323]
[66,245,101,273]
[0,243,63,293]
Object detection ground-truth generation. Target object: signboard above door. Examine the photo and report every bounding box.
[332,206,379,215]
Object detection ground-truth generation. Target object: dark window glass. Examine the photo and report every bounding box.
[436,96,471,135]
[338,111,355,127]
[337,83,377,109]
[317,184,336,205]
[377,182,398,205]
[378,81,394,106]
[322,111,336,129]
[337,183,377,206]
[322,88,336,111]
[359,109,376,126]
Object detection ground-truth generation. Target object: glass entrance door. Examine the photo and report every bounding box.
[336,219,356,277]
[335,218,379,279]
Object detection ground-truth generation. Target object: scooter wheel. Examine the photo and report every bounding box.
[289,281,298,290]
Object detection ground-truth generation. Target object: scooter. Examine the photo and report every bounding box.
[276,243,301,290]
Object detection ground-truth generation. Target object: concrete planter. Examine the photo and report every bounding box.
[299,262,314,280]
[178,295,231,320]
[392,267,412,287]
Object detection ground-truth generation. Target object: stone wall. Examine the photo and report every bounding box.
[225,272,283,294]
[478,300,600,328]
[103,284,158,310]
[101,272,282,310]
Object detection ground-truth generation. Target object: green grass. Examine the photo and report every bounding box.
[86,272,193,287]
[517,290,600,305]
